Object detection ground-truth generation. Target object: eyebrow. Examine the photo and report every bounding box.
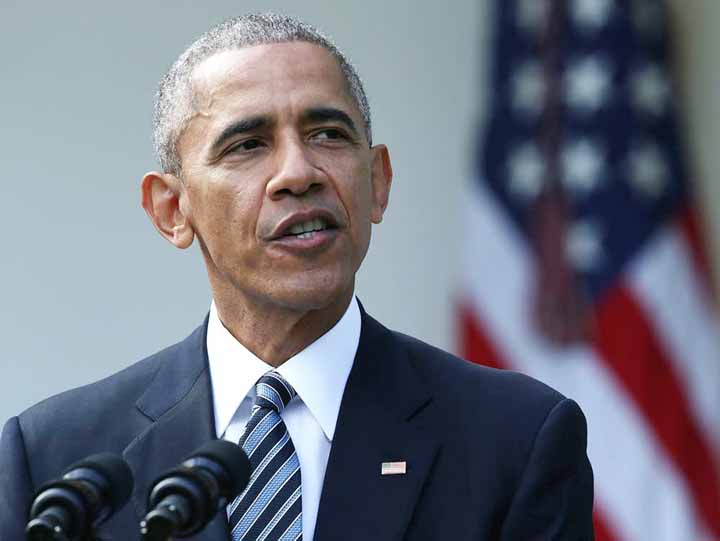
[301,107,359,137]
[208,107,360,158]
[209,115,272,157]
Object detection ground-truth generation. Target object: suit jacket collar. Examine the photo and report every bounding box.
[119,306,438,541]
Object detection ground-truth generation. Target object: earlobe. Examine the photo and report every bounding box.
[370,145,393,224]
[141,172,195,249]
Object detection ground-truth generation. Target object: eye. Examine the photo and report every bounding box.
[228,138,264,153]
[312,128,347,141]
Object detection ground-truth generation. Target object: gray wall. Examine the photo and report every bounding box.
[670,0,720,277]
[0,1,484,422]
[1,1,718,424]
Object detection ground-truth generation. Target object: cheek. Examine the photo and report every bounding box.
[339,166,375,248]
[188,174,261,243]
[348,166,375,224]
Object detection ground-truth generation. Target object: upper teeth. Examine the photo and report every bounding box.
[289,218,328,235]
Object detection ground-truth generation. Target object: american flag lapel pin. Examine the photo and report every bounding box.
[381,461,407,475]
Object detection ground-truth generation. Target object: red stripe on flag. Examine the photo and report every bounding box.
[678,205,718,303]
[458,305,625,541]
[593,508,621,541]
[592,285,720,535]
[457,301,504,369]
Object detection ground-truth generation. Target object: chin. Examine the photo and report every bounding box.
[268,275,353,313]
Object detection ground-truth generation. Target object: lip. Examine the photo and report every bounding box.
[268,227,339,253]
[268,208,342,241]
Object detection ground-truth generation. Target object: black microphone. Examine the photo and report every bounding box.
[25,453,134,541]
[140,440,251,540]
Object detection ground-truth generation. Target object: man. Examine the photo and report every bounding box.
[0,13,594,541]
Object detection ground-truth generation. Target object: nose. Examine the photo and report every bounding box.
[266,137,324,199]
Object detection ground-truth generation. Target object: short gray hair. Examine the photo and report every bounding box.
[153,13,372,175]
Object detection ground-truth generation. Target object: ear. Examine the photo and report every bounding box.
[141,171,195,249]
[369,144,393,224]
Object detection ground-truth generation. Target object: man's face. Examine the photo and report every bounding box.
[174,42,391,312]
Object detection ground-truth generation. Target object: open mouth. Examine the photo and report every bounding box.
[283,218,335,239]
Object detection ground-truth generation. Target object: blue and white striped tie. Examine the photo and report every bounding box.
[229,372,302,541]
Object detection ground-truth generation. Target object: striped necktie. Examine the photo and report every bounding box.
[228,372,303,541]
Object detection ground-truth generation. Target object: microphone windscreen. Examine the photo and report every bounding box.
[65,452,135,509]
[189,440,251,496]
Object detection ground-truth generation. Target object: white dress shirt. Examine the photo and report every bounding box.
[207,297,361,541]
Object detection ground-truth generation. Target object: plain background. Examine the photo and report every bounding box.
[1,1,718,424]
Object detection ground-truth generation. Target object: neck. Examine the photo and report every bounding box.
[211,286,354,367]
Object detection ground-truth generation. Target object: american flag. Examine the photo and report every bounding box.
[458,0,720,539]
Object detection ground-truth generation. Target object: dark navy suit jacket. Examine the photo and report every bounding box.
[0,308,594,540]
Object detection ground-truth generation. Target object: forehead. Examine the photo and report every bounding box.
[189,41,355,121]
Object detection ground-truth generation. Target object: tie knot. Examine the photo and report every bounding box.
[254,372,296,413]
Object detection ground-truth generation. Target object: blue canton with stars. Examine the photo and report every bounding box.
[480,0,690,299]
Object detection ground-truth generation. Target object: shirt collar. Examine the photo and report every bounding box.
[207,297,361,442]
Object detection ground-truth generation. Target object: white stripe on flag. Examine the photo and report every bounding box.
[627,224,720,451]
[460,183,711,541]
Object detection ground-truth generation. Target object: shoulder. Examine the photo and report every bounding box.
[388,327,585,456]
[18,321,207,426]
[388,328,589,495]
[393,329,565,412]
[357,308,568,426]
[10,326,202,483]
[19,347,159,435]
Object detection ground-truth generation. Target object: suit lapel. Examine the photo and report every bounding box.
[112,307,437,541]
[314,310,439,541]
[122,319,231,541]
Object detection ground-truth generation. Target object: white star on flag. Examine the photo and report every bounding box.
[561,139,605,195]
[564,55,612,113]
[507,143,546,201]
[571,0,614,32]
[628,142,669,199]
[516,0,551,34]
[566,220,604,271]
[631,64,671,117]
[513,61,547,116]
